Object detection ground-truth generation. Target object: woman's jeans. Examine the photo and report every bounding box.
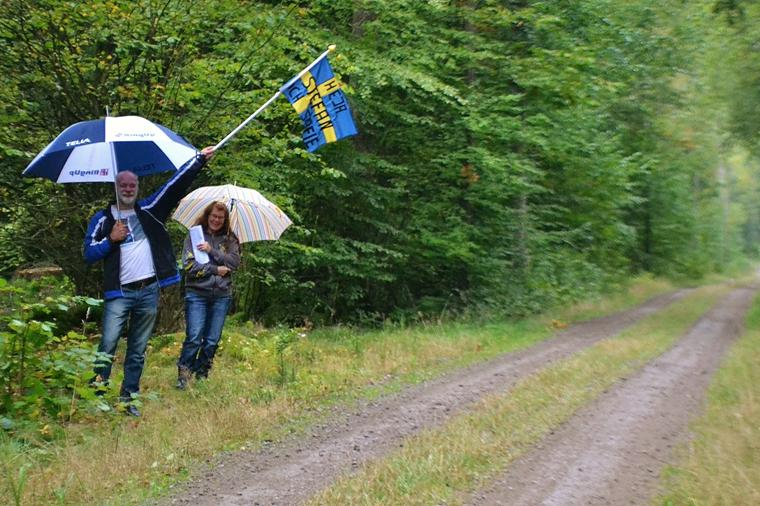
[178,291,231,376]
[94,282,159,401]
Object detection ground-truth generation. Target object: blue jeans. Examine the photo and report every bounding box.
[94,282,159,400]
[178,291,231,376]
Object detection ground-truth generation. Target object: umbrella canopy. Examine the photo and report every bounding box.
[23,115,197,183]
[173,184,292,243]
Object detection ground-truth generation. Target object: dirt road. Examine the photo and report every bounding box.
[466,285,756,505]
[164,285,754,505]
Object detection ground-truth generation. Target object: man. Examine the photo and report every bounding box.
[84,146,215,416]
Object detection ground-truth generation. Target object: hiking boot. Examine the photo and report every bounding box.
[176,366,192,390]
[124,404,141,417]
[89,375,109,397]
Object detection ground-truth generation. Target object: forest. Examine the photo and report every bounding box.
[4,1,760,504]
[1,0,760,325]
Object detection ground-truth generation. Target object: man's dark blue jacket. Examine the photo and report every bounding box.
[84,153,207,300]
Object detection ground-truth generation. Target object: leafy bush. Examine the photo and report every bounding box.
[0,277,108,436]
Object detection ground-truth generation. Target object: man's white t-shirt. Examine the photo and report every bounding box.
[112,206,156,285]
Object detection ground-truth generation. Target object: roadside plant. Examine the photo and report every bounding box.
[273,326,301,386]
[1,458,29,506]
[0,277,108,435]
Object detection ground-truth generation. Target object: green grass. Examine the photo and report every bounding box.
[307,284,729,506]
[0,275,678,505]
[657,291,760,505]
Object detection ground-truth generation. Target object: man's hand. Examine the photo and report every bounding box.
[201,146,216,160]
[217,266,231,277]
[110,221,128,242]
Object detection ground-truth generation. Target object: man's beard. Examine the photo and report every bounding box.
[118,195,136,207]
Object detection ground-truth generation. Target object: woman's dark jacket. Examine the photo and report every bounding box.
[182,229,241,297]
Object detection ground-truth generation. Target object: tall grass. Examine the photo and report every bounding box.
[0,275,675,505]
[658,291,760,505]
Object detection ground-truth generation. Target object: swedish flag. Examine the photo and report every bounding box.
[281,57,358,152]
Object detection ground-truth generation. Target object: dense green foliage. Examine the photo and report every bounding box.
[0,277,105,432]
[1,0,759,325]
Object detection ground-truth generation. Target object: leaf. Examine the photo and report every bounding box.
[8,319,26,334]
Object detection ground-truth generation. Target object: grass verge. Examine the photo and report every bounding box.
[0,275,675,505]
[307,283,730,505]
[657,290,760,505]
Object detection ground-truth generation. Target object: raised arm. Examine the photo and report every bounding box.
[141,147,216,221]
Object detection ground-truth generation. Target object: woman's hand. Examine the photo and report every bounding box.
[198,242,212,252]
[217,266,231,277]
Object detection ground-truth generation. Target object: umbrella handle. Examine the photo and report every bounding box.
[228,199,235,237]
[110,142,122,219]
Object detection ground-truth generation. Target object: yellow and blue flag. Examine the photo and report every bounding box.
[281,57,358,152]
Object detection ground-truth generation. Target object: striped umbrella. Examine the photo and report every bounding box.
[172,184,292,243]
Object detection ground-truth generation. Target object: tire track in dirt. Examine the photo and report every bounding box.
[465,284,756,506]
[164,290,689,506]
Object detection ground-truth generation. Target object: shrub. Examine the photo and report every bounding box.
[0,277,108,436]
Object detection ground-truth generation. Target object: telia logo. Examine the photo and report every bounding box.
[65,138,91,147]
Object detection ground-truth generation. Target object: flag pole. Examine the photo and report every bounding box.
[213,44,337,151]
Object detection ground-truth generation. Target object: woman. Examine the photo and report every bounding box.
[176,201,240,389]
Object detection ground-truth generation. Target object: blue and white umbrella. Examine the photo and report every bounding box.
[23,115,197,183]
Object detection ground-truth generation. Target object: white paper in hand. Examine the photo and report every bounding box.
[190,225,209,264]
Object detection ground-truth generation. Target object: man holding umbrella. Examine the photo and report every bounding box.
[84,146,215,417]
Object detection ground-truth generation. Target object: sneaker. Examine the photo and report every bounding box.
[175,376,188,390]
[124,404,141,417]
